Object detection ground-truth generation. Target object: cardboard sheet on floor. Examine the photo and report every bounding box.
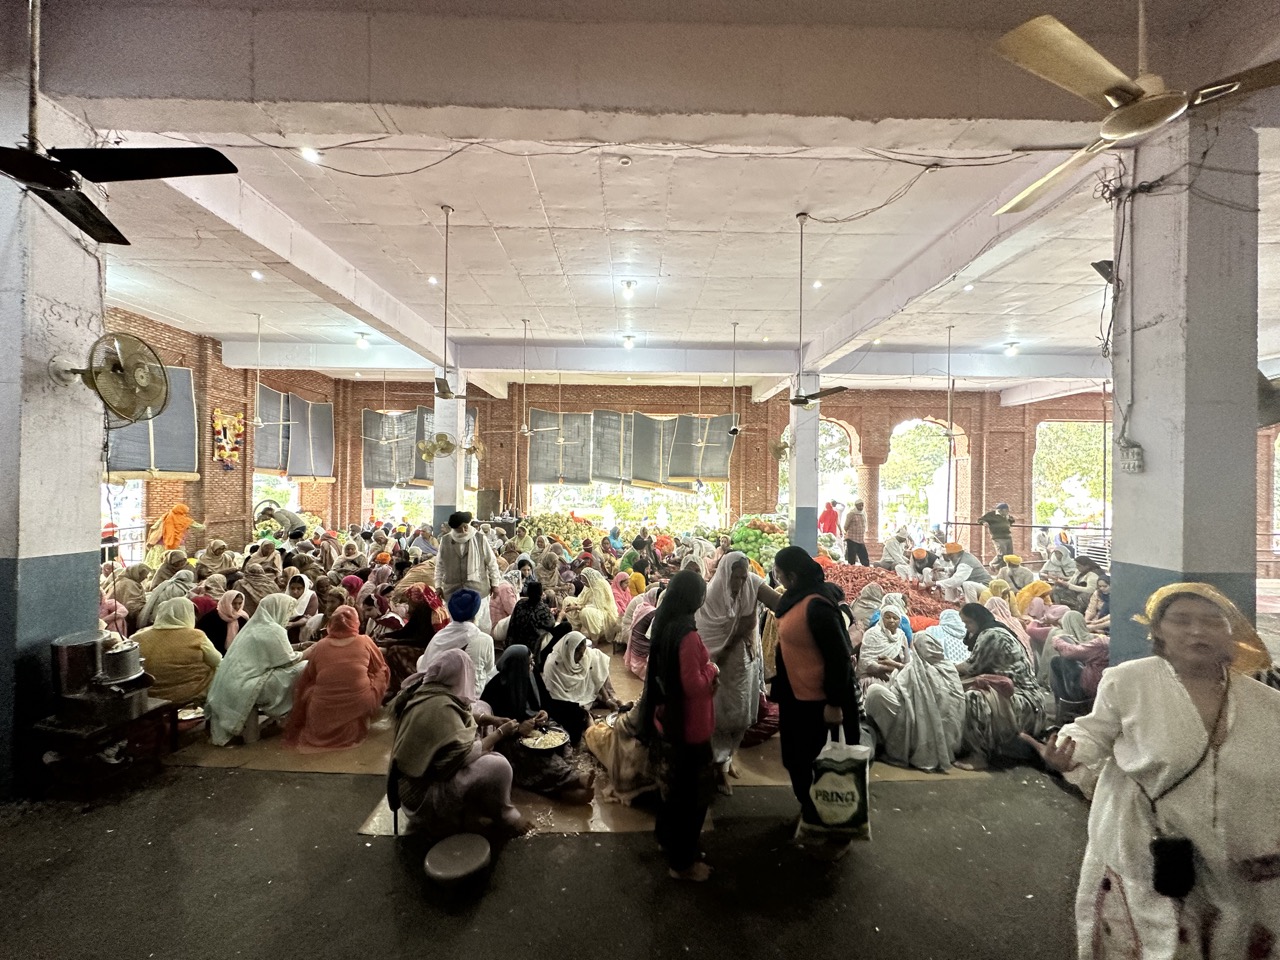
[167,719,394,775]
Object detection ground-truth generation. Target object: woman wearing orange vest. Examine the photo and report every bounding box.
[770,546,862,831]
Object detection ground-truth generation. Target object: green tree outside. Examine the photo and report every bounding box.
[880,421,951,530]
[776,421,860,510]
[1032,420,1112,526]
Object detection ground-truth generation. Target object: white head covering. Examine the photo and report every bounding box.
[542,630,611,708]
[859,601,907,662]
[152,596,197,630]
[289,574,315,617]
[694,551,762,655]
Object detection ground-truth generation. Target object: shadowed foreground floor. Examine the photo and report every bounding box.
[2,763,1087,960]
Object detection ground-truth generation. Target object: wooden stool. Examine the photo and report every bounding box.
[423,833,491,885]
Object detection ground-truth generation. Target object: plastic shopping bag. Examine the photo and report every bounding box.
[797,728,872,843]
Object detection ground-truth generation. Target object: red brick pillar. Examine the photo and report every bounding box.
[856,460,883,545]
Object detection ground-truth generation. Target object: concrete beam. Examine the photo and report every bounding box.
[1000,379,1109,407]
[822,349,1109,380]
[454,344,800,377]
[222,340,433,373]
[42,5,1148,126]
[748,153,1117,401]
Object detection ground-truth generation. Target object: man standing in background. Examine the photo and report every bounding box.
[843,499,868,566]
[978,502,1016,560]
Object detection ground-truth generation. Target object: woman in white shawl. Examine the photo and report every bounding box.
[919,609,971,664]
[541,630,620,745]
[863,633,965,772]
[856,601,909,692]
[138,569,196,628]
[694,552,778,786]
[205,593,307,745]
[1040,545,1077,582]
[561,568,620,645]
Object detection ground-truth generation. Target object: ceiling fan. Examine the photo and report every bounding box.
[690,379,720,448]
[0,0,237,244]
[362,371,413,445]
[727,321,745,437]
[434,204,469,401]
[551,374,583,446]
[789,213,848,407]
[993,2,1280,215]
[250,314,299,428]
[510,319,558,436]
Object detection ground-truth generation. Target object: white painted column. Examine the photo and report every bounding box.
[431,368,468,529]
[0,80,106,794]
[1110,112,1258,662]
[788,374,820,554]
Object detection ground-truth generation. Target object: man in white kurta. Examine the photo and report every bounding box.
[435,511,502,601]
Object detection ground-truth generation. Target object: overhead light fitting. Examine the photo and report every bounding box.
[622,335,635,350]
[873,338,882,345]
[1004,341,1020,357]
[250,269,265,281]
[812,280,823,289]
[1091,260,1115,284]
[963,283,975,292]
[621,280,637,299]
[299,146,322,163]
[428,275,438,285]
[763,336,770,343]
[355,334,370,350]
[354,371,362,378]
[618,156,633,167]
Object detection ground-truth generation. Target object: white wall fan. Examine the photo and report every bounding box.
[49,333,169,427]
[992,1,1280,214]
[0,0,238,244]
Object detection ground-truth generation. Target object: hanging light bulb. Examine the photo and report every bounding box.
[355,333,370,350]
[621,280,637,299]
[622,335,635,350]
[1004,341,1020,357]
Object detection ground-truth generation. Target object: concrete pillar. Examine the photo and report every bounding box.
[431,368,467,530]
[856,461,883,548]
[1110,113,1259,662]
[787,375,819,553]
[0,81,106,795]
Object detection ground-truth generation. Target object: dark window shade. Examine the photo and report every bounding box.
[464,406,479,490]
[362,409,416,489]
[106,366,198,475]
[591,410,632,482]
[413,406,435,484]
[668,414,736,482]
[253,384,289,472]
[284,394,334,479]
[527,408,592,485]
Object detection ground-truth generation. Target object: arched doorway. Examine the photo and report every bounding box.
[776,419,861,514]
[879,418,966,543]
[1031,420,1111,528]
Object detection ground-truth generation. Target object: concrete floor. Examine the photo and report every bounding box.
[2,764,1088,960]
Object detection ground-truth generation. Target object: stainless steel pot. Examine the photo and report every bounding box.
[51,629,108,696]
[99,640,144,683]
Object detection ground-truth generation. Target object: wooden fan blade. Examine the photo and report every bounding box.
[1191,57,1280,108]
[994,139,1111,215]
[994,15,1144,112]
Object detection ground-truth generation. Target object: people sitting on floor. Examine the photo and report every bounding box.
[856,601,909,693]
[995,555,1035,592]
[876,527,911,571]
[205,594,307,745]
[541,629,623,745]
[284,606,390,751]
[479,645,594,803]
[390,649,531,839]
[416,588,496,699]
[138,568,196,628]
[196,589,249,654]
[897,546,941,587]
[936,542,992,604]
[560,567,620,645]
[1084,574,1111,633]
[1057,555,1103,611]
[625,588,660,680]
[133,597,222,705]
[863,631,965,772]
[954,603,1044,770]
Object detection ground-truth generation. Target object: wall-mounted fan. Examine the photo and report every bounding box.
[418,432,459,461]
[993,3,1280,214]
[49,333,169,427]
[768,438,791,462]
[789,213,847,407]
[0,0,238,244]
[463,437,488,461]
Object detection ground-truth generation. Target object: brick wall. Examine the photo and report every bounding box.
[101,309,1280,575]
